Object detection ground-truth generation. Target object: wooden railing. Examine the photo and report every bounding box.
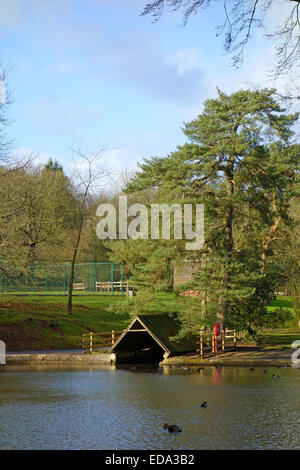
[82,330,122,353]
[196,329,237,357]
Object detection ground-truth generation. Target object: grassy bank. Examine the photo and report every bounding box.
[262,296,300,348]
[0,292,178,351]
[0,295,130,350]
[0,293,299,351]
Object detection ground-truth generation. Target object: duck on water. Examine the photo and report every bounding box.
[163,423,182,433]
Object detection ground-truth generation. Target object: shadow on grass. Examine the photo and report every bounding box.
[260,328,300,347]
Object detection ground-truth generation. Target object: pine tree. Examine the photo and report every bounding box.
[122,88,299,336]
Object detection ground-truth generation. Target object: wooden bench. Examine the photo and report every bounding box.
[112,281,128,292]
[95,281,128,292]
[95,281,112,292]
[73,282,86,291]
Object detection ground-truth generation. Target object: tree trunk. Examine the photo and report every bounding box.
[220,164,234,324]
[261,216,281,272]
[67,216,84,315]
[27,242,37,267]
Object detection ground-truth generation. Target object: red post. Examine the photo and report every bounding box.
[214,322,221,356]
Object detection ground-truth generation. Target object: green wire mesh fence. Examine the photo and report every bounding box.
[0,262,126,295]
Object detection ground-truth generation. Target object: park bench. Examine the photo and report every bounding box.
[95,281,128,292]
[112,281,128,292]
[73,282,86,291]
[95,281,112,292]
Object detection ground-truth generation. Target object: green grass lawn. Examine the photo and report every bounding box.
[0,292,178,351]
[259,326,300,349]
[267,295,295,313]
[259,296,300,348]
[0,292,299,351]
[0,294,131,351]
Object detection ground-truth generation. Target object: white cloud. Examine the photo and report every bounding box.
[168,48,202,76]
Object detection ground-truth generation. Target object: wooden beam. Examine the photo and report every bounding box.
[128,329,147,332]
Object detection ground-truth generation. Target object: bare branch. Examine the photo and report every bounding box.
[141,0,300,77]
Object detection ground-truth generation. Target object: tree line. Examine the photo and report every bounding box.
[1,76,299,335]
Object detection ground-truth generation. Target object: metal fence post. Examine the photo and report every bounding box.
[111,263,114,295]
[93,262,96,295]
[32,265,35,294]
[89,262,92,295]
[63,263,66,296]
[121,262,124,296]
[67,264,70,295]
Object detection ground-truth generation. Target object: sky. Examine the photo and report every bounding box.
[0,0,294,176]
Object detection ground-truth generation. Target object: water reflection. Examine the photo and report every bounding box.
[0,365,299,450]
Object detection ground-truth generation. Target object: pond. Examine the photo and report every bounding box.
[0,364,299,450]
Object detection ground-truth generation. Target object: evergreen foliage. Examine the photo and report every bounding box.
[112,89,300,338]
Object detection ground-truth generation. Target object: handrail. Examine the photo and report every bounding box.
[82,330,122,353]
[197,329,237,357]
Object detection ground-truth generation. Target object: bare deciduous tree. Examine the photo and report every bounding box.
[141,0,300,77]
[67,147,110,315]
[0,64,13,162]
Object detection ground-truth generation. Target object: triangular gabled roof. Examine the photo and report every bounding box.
[108,314,195,355]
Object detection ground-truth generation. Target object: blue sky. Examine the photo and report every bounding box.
[0,0,289,174]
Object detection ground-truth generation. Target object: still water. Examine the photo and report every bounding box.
[0,364,299,450]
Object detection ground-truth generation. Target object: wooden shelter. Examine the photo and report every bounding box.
[108,314,195,363]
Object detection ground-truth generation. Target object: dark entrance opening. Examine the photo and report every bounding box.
[109,314,196,364]
[113,331,165,364]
